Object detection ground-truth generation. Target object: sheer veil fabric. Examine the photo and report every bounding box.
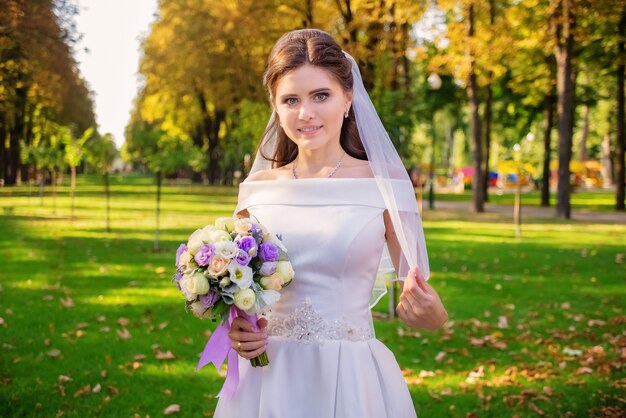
[245,51,429,307]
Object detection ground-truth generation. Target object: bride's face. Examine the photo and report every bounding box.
[274,64,352,153]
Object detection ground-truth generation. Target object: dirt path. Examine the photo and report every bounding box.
[429,201,626,224]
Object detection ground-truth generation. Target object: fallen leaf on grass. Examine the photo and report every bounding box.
[46,349,61,358]
[60,297,74,308]
[117,318,129,327]
[575,367,593,375]
[435,352,446,362]
[164,404,180,414]
[156,351,176,360]
[107,386,119,395]
[498,316,509,329]
[58,375,72,383]
[528,402,545,416]
[74,384,91,397]
[92,384,101,393]
[116,328,131,340]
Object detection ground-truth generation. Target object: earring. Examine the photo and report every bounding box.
[344,109,349,118]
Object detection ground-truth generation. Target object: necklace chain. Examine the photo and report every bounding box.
[292,152,346,179]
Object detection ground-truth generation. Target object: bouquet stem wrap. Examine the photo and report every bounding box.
[196,305,264,401]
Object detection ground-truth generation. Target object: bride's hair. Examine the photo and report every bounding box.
[260,29,367,167]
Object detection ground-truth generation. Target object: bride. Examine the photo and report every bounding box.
[214,28,447,418]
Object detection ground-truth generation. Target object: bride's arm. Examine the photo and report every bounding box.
[383,210,448,330]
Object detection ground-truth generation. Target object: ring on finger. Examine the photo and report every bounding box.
[237,341,242,351]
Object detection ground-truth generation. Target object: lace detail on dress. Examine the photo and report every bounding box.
[266,298,373,344]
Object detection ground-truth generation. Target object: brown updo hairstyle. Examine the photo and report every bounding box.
[260,29,367,167]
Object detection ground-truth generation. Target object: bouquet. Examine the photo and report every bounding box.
[173,217,293,373]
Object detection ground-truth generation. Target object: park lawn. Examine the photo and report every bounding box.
[434,189,619,212]
[0,175,624,418]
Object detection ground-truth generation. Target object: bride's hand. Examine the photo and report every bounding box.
[228,317,268,360]
[396,267,448,330]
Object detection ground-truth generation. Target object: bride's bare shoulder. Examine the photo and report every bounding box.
[243,167,292,182]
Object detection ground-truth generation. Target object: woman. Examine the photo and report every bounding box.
[215,29,447,418]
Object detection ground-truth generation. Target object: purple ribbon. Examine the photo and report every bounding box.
[196,305,259,402]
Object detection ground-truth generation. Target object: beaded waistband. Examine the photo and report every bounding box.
[266,298,373,344]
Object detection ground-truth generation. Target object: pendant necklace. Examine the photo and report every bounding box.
[292,152,346,179]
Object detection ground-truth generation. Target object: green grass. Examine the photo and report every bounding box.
[434,188,619,212]
[0,175,624,417]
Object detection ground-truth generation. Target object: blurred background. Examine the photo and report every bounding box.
[1,1,625,417]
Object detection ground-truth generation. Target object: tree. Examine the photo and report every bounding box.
[85,133,117,231]
[62,126,93,219]
[124,113,205,251]
[551,0,576,219]
[616,7,625,211]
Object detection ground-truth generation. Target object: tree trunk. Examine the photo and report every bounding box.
[104,171,111,232]
[154,171,162,252]
[579,105,590,162]
[483,83,492,202]
[553,0,576,219]
[467,3,485,212]
[482,0,496,203]
[191,127,204,183]
[335,0,357,47]
[541,93,555,207]
[70,166,76,220]
[616,6,625,211]
[0,125,6,185]
[196,89,225,185]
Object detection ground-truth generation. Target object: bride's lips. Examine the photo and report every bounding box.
[297,125,323,136]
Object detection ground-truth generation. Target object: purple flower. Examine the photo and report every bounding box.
[194,243,215,266]
[234,249,252,266]
[258,242,280,262]
[199,290,220,308]
[259,261,277,276]
[175,244,188,266]
[237,236,257,256]
[172,272,182,290]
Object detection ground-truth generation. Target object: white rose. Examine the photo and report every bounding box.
[187,229,205,255]
[233,288,256,311]
[260,274,282,291]
[228,263,253,289]
[234,219,252,235]
[214,217,235,232]
[219,277,231,287]
[188,271,210,295]
[209,229,232,243]
[190,300,213,319]
[183,260,198,275]
[178,250,192,268]
[214,241,238,259]
[275,261,295,285]
[179,275,196,301]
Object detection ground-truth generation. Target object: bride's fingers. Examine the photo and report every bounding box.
[233,338,266,352]
[241,344,268,360]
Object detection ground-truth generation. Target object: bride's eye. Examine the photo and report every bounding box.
[313,92,329,101]
[283,97,299,106]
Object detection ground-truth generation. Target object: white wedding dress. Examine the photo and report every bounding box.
[214,178,418,418]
